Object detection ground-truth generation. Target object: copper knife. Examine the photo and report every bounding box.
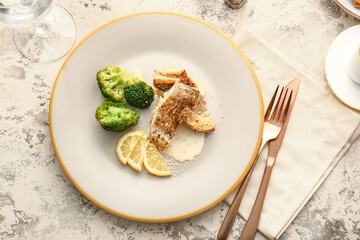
[239,78,300,240]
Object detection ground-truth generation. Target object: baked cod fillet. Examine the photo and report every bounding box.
[153,67,216,132]
[149,82,200,151]
[153,67,198,94]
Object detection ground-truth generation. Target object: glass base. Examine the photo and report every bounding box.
[13,5,76,62]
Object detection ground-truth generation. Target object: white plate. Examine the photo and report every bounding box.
[334,0,360,19]
[325,25,360,112]
[50,12,263,221]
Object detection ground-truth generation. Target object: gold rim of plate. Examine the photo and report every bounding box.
[49,11,264,222]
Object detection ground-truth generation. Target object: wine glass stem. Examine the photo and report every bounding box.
[36,22,49,35]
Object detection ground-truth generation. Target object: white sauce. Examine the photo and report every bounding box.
[163,124,205,162]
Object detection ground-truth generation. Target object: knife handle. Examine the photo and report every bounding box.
[239,157,275,240]
[218,137,269,240]
[217,154,258,240]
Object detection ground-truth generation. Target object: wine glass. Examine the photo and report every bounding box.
[0,0,76,62]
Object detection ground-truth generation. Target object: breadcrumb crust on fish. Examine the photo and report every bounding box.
[153,67,216,133]
[149,82,200,150]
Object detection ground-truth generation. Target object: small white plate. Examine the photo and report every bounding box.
[334,0,360,19]
[50,12,263,221]
[325,25,360,112]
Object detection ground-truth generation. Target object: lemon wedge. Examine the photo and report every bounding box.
[127,134,148,172]
[143,142,172,177]
[116,130,145,165]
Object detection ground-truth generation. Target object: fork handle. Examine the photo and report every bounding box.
[238,157,275,240]
[217,154,258,240]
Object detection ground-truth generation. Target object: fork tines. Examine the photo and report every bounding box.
[266,86,293,123]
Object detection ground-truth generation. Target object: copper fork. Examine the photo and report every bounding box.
[217,86,291,240]
[239,82,296,240]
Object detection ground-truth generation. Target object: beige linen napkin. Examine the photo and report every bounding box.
[225,27,360,240]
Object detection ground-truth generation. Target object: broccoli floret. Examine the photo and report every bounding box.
[124,71,155,109]
[97,66,130,101]
[95,100,139,132]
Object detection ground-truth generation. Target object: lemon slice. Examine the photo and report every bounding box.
[127,134,148,172]
[116,130,145,165]
[116,132,172,176]
[144,142,171,177]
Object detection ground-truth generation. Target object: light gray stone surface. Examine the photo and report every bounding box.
[0,0,359,239]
